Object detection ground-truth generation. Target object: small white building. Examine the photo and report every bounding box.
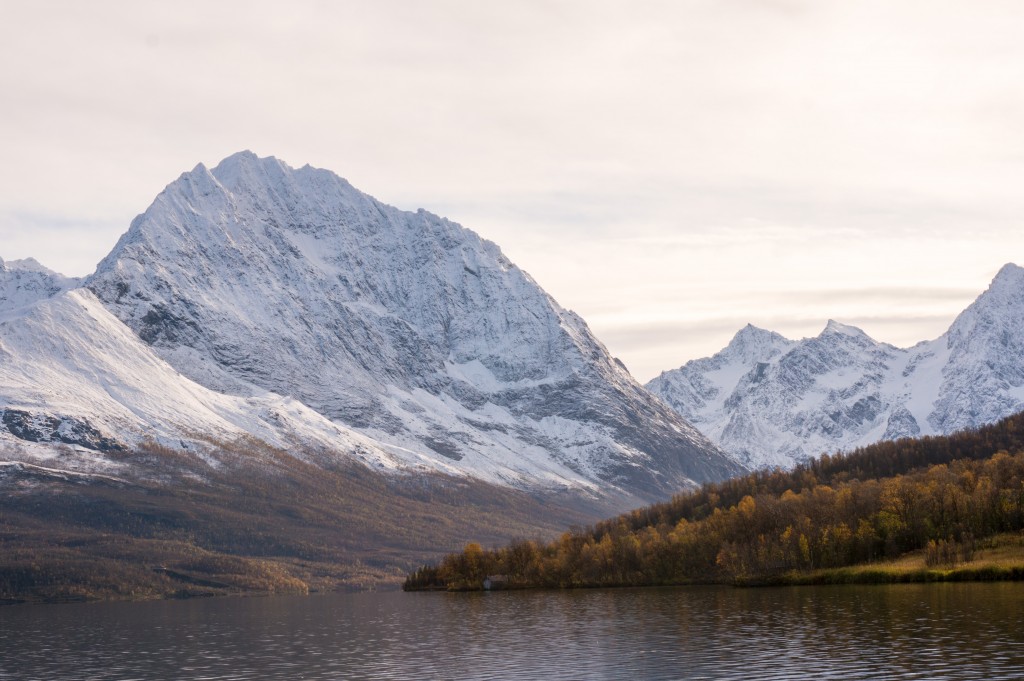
[483,575,508,590]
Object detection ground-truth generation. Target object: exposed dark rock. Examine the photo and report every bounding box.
[1,410,125,452]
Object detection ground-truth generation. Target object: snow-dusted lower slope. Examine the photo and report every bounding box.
[648,264,1024,470]
[0,288,401,474]
[0,287,665,496]
[0,150,740,502]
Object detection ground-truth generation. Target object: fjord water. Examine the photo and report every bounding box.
[3,584,1024,680]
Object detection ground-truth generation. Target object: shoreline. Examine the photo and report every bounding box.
[407,533,1024,592]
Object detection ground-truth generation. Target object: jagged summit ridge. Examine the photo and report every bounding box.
[647,266,1024,470]
[76,151,741,501]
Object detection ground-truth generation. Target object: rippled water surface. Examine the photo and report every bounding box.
[3,583,1024,680]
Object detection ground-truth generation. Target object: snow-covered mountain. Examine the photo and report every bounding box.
[647,264,1024,470]
[0,256,79,316]
[0,286,422,470]
[0,151,741,505]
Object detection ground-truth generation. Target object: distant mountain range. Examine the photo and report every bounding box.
[0,151,741,510]
[647,263,1024,469]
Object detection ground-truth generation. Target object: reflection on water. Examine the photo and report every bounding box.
[2,583,1024,680]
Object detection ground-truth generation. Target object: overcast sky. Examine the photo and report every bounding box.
[2,1,1022,381]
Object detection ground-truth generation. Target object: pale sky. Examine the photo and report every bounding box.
[2,1,1022,381]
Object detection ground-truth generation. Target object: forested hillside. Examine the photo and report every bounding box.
[406,412,1024,590]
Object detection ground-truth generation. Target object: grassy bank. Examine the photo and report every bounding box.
[748,532,1024,586]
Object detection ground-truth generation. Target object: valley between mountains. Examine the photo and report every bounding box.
[1,152,1021,602]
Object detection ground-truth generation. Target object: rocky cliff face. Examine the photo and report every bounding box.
[47,151,744,501]
[648,264,1024,469]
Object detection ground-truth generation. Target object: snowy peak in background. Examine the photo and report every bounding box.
[42,150,745,503]
[990,262,1024,289]
[819,319,875,340]
[724,324,795,364]
[0,257,80,316]
[945,263,1024,348]
[647,265,1024,470]
[645,324,794,426]
[931,262,1024,434]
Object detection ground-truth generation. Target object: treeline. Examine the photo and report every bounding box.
[405,412,1024,590]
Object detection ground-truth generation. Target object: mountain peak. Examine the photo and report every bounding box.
[2,257,55,275]
[988,262,1024,293]
[0,256,72,280]
[995,261,1022,275]
[211,149,271,176]
[945,262,1024,349]
[819,319,869,339]
[208,150,284,192]
[220,149,260,164]
[727,323,780,347]
[950,263,1024,325]
[0,256,80,314]
[717,323,792,365]
[84,152,742,502]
